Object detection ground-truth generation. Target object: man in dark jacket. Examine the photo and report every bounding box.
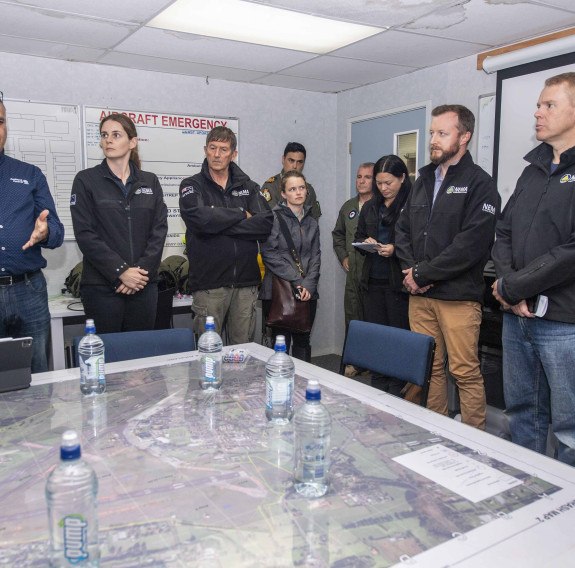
[395,104,499,430]
[492,72,575,466]
[179,127,273,343]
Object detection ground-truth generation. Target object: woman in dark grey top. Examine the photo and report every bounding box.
[260,170,321,362]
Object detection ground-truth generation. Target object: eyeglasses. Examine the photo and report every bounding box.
[0,92,3,103]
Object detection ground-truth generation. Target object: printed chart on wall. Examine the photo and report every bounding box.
[84,107,239,250]
[4,100,82,240]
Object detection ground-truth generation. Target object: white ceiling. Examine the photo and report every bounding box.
[0,0,574,93]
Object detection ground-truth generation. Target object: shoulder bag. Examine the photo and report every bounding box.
[265,211,312,334]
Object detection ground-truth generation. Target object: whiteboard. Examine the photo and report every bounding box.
[84,107,239,250]
[477,94,495,176]
[495,56,575,207]
[4,100,83,240]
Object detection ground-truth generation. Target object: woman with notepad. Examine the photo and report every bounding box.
[354,155,411,393]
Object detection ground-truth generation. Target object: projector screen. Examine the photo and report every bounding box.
[494,52,575,207]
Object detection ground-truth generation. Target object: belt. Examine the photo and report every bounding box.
[0,269,41,286]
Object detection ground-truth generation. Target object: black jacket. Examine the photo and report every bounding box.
[71,160,168,287]
[179,160,273,292]
[395,151,499,303]
[354,195,405,292]
[492,143,575,323]
[259,204,321,300]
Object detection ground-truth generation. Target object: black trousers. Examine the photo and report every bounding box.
[363,278,409,330]
[81,282,158,335]
[262,299,317,363]
[363,278,410,396]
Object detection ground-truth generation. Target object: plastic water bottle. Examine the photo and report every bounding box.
[78,319,105,395]
[294,379,332,498]
[46,430,100,567]
[265,335,295,424]
[198,316,223,390]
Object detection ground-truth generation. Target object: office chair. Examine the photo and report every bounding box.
[74,328,195,366]
[341,320,435,407]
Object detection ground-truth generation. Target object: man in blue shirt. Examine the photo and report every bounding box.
[0,94,64,372]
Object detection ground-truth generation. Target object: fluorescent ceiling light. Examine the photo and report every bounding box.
[483,35,575,74]
[148,0,383,54]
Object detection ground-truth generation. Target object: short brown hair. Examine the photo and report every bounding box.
[545,72,575,105]
[432,104,475,139]
[280,170,306,193]
[206,126,237,152]
[100,113,141,169]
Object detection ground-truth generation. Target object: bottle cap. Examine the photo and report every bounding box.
[85,319,96,334]
[305,378,321,401]
[205,316,215,330]
[274,335,287,352]
[60,430,81,460]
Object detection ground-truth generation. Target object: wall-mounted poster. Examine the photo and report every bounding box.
[84,107,239,250]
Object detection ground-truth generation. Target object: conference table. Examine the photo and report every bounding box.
[48,295,194,371]
[1,344,574,567]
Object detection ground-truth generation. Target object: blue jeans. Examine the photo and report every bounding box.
[0,271,50,373]
[502,313,575,466]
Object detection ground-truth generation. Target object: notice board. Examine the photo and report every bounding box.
[84,107,239,250]
[4,100,83,241]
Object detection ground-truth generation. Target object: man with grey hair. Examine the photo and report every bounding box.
[492,72,575,466]
[0,92,64,372]
[179,126,273,343]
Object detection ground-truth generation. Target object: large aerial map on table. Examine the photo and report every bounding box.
[0,354,572,567]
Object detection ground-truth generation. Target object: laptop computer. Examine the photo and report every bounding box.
[0,337,33,393]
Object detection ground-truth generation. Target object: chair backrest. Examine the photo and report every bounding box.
[74,328,195,366]
[342,320,435,389]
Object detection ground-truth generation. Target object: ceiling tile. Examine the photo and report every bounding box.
[247,0,463,28]
[280,56,415,85]
[400,0,575,46]
[0,4,136,48]
[332,29,487,68]
[115,27,317,72]
[100,51,268,82]
[0,34,105,62]
[0,0,175,24]
[252,74,354,93]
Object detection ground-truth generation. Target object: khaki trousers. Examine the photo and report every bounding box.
[408,296,486,430]
[192,286,258,345]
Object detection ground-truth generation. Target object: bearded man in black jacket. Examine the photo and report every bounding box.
[395,104,500,430]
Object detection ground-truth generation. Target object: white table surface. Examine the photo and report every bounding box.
[21,343,575,567]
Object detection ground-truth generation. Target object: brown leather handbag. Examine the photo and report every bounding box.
[265,211,312,334]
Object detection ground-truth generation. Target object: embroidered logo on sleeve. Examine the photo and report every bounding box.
[348,209,358,220]
[181,186,196,198]
[262,189,271,201]
[482,203,496,215]
[70,194,76,206]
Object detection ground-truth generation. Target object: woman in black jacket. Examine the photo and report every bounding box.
[71,113,167,334]
[355,155,412,393]
[355,154,411,330]
[260,170,321,362]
